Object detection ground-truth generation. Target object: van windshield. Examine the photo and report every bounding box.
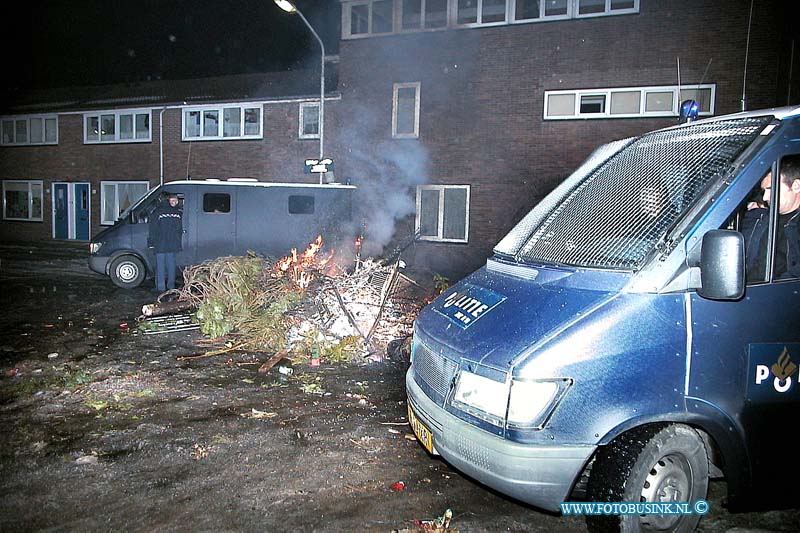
[494,116,772,270]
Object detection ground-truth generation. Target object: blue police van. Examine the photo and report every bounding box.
[88,179,355,288]
[407,105,800,531]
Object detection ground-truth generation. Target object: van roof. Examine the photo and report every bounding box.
[162,179,357,189]
[691,105,800,125]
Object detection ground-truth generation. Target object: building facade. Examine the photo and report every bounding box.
[1,0,797,277]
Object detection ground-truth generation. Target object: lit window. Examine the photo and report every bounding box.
[644,91,674,113]
[2,180,43,221]
[546,93,576,117]
[182,105,262,140]
[610,91,640,114]
[83,110,151,143]
[101,181,150,225]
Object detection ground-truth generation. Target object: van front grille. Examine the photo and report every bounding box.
[412,337,458,404]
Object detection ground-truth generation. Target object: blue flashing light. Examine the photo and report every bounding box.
[680,99,700,123]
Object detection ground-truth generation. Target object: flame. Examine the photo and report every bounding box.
[273,235,333,289]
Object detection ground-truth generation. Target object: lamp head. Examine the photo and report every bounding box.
[274,0,297,13]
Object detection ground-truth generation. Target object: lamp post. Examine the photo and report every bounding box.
[274,0,326,183]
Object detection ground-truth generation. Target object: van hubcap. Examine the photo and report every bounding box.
[640,453,691,530]
[117,263,137,281]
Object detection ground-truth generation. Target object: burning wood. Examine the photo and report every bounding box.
[139,234,435,362]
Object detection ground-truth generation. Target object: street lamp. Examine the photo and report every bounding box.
[274,0,327,183]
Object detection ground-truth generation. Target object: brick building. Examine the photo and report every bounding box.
[2,0,797,277]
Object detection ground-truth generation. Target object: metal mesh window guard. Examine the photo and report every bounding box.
[496,117,771,270]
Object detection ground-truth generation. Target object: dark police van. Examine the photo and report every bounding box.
[89,179,355,288]
[407,106,800,532]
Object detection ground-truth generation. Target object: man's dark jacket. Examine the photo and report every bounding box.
[148,202,183,253]
[742,207,800,279]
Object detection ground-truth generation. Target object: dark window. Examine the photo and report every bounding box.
[580,94,606,114]
[203,193,231,213]
[289,195,315,215]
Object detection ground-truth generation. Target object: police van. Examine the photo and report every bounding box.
[406,106,800,531]
[88,179,355,288]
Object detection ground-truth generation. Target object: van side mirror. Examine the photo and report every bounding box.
[697,230,744,300]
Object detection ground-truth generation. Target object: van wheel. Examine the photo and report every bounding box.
[109,255,146,289]
[585,424,709,533]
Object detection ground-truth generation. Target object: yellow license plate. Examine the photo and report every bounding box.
[408,404,434,454]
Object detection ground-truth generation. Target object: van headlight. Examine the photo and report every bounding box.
[452,371,509,424]
[507,378,571,429]
[89,242,103,254]
[452,371,571,429]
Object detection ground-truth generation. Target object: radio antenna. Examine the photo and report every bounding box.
[741,0,755,111]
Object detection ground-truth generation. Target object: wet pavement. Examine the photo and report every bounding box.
[1,241,798,532]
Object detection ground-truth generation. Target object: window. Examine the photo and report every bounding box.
[580,94,606,114]
[544,84,716,119]
[343,0,638,37]
[183,104,262,140]
[288,195,315,214]
[393,82,421,138]
[416,185,470,242]
[738,155,800,283]
[401,0,448,30]
[2,180,43,221]
[576,0,638,17]
[84,110,151,143]
[203,193,231,213]
[1,115,58,146]
[345,0,394,37]
[100,181,150,225]
[299,103,320,139]
[224,108,241,137]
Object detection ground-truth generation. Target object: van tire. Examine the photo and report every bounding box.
[109,255,146,289]
[585,424,709,533]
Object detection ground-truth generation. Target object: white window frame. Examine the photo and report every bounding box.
[83,109,152,144]
[574,0,639,18]
[299,102,321,139]
[392,82,421,139]
[100,180,151,225]
[416,184,470,243]
[2,180,44,221]
[1,115,59,146]
[181,103,263,141]
[341,0,639,38]
[455,0,511,27]
[543,84,716,120]
[343,0,396,38]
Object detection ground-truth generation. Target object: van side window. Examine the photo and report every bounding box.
[288,195,315,215]
[203,193,230,213]
[736,154,800,283]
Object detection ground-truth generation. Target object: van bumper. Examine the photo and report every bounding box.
[406,369,594,513]
[88,255,109,275]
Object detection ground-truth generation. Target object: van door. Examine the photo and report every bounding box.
[688,154,800,507]
[195,188,236,261]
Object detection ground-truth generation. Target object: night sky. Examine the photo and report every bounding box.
[7,0,338,91]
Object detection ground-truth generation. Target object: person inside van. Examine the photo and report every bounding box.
[742,156,800,280]
[148,193,183,292]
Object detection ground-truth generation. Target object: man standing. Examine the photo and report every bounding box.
[148,193,183,292]
[742,157,800,280]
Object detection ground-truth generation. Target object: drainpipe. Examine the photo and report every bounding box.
[159,107,167,186]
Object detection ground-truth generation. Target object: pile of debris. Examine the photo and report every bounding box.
[138,236,439,362]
